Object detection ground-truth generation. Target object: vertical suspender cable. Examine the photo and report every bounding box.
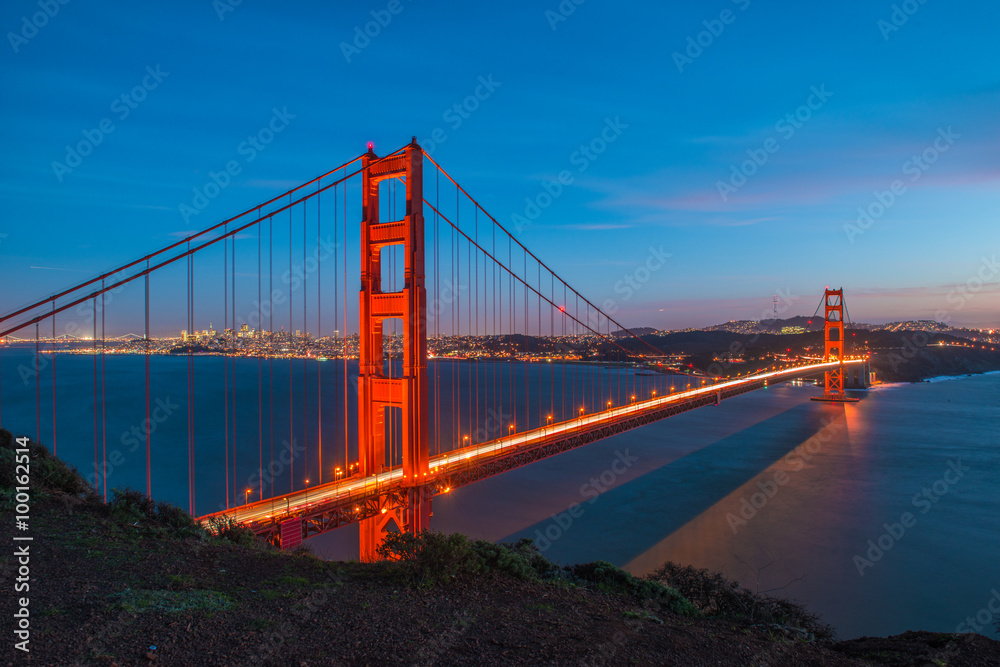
[474,207,479,443]
[0,332,3,426]
[434,167,439,456]
[51,301,57,455]
[34,322,40,444]
[258,213,263,501]
[289,196,294,492]
[269,217,274,498]
[342,169,348,472]
[145,264,151,497]
[524,250,529,428]
[231,225,237,505]
[224,233,230,508]
[187,245,195,515]
[332,175,340,477]
[101,287,107,502]
[93,300,98,493]
[303,202,308,486]
[317,181,322,484]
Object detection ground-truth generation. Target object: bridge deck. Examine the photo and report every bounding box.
[197,359,865,539]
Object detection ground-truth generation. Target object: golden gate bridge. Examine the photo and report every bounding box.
[0,139,867,558]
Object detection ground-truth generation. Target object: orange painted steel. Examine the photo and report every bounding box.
[813,287,860,403]
[357,140,430,560]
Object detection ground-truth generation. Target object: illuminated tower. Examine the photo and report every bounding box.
[357,140,430,559]
[811,288,859,403]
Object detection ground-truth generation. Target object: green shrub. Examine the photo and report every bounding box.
[470,537,558,581]
[35,455,92,496]
[375,533,697,618]
[0,447,16,490]
[0,429,94,497]
[647,562,833,640]
[155,501,199,535]
[206,515,260,547]
[109,487,157,524]
[377,531,482,586]
[567,561,698,617]
[108,487,202,539]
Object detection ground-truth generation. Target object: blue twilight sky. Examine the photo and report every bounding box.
[1,0,998,332]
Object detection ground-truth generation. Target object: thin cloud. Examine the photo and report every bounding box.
[30,266,90,272]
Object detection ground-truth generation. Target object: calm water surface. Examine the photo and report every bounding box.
[1,347,996,639]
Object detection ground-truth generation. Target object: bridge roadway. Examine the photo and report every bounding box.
[198,358,865,541]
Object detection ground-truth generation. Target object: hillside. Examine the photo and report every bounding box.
[620,329,1000,382]
[2,430,999,665]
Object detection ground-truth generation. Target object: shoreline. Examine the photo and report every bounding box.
[868,368,1000,390]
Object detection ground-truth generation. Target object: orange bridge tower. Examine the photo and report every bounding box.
[357,140,431,559]
[811,288,861,403]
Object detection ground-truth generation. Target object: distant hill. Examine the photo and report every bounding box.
[611,327,657,337]
[697,316,993,337]
[699,316,826,334]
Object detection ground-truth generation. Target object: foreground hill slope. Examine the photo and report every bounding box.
[2,429,998,666]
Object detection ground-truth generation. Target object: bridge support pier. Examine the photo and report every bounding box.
[358,486,432,560]
[357,140,431,562]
